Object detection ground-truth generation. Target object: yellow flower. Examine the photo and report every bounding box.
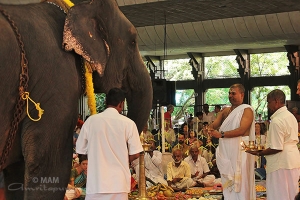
[84,61,97,115]
[63,0,74,8]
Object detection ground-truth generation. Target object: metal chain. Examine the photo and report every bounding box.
[0,8,29,171]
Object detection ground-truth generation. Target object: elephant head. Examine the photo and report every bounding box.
[62,0,152,132]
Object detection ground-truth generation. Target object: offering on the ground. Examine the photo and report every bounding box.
[146,183,175,197]
[185,188,204,196]
[187,197,218,200]
[174,192,192,199]
[255,185,266,192]
[209,189,222,193]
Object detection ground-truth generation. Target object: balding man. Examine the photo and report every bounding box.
[184,145,215,186]
[167,148,203,191]
[248,89,300,200]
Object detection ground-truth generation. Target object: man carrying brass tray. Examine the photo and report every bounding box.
[247,89,300,200]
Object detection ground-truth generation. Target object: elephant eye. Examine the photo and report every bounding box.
[131,40,136,45]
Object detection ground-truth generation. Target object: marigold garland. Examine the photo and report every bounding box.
[62,0,96,115]
[63,0,74,8]
[84,61,97,115]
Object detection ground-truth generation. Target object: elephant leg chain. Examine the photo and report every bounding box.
[0,8,30,171]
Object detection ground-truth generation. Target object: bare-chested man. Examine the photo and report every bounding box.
[208,84,256,200]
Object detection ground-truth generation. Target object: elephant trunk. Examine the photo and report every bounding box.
[125,70,152,134]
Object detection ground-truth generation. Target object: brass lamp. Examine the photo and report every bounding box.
[136,140,152,200]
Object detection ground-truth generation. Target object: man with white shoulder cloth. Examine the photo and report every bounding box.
[208,83,256,200]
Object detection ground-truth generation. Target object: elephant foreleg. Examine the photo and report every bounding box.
[21,118,74,200]
[22,141,73,200]
[3,161,25,199]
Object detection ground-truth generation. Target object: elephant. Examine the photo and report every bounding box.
[0,0,152,199]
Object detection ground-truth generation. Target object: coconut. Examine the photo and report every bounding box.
[163,189,173,197]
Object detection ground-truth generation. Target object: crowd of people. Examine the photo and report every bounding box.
[0,79,299,200]
[132,83,300,200]
[61,83,300,200]
[0,81,299,200]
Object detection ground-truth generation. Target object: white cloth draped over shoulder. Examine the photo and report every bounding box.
[216,104,256,200]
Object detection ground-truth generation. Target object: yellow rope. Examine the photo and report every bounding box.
[84,61,97,115]
[21,92,44,121]
[63,0,74,7]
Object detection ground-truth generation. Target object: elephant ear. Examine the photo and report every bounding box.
[62,1,110,76]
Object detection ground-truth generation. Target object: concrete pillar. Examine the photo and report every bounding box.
[285,45,300,101]
[187,52,204,114]
[234,49,250,104]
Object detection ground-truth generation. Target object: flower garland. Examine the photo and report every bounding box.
[61,0,97,115]
[84,60,97,115]
[63,0,74,8]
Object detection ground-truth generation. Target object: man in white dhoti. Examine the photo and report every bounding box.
[131,140,167,187]
[248,89,300,200]
[184,145,215,186]
[208,84,256,200]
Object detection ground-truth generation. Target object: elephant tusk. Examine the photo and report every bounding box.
[89,31,93,38]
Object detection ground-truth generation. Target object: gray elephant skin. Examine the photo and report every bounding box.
[0,0,153,199]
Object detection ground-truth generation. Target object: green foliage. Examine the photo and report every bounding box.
[123,52,291,124]
[164,59,195,121]
[251,86,291,120]
[205,88,230,108]
[173,90,194,120]
[249,52,290,119]
[205,56,239,79]
[95,93,106,113]
[204,85,291,120]
[251,52,289,77]
[164,59,193,80]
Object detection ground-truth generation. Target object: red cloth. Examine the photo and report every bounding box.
[164,112,172,130]
[77,119,84,128]
[130,176,137,191]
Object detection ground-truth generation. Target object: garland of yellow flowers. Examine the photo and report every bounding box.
[63,0,97,115]
[62,0,74,8]
[84,60,97,115]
